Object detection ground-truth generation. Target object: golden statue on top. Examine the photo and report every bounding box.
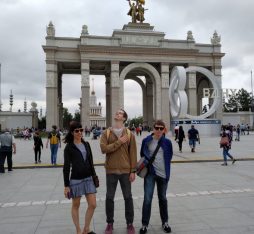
[127,0,147,23]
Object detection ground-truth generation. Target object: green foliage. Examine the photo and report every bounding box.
[223,88,252,112]
[63,107,73,129]
[73,110,80,122]
[126,116,143,128]
[38,116,46,129]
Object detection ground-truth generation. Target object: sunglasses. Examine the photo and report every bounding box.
[74,128,84,133]
[154,126,165,131]
[116,111,124,115]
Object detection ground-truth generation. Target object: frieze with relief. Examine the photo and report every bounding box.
[121,35,160,46]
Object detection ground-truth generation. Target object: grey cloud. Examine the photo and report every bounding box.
[0,0,253,117]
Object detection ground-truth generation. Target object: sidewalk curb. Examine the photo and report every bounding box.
[6,158,254,169]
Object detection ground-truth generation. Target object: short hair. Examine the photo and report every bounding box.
[120,108,128,123]
[52,125,57,130]
[153,120,166,128]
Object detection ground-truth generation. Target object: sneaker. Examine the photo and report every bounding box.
[232,159,236,164]
[127,224,135,234]
[162,223,171,233]
[221,162,227,166]
[87,232,96,234]
[139,226,147,234]
[105,223,113,234]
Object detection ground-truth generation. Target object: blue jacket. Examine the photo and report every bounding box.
[140,134,173,181]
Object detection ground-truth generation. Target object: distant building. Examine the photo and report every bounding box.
[89,88,106,128]
[0,102,38,131]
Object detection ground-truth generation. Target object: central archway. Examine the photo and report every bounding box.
[120,63,162,127]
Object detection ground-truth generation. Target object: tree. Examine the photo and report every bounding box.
[223,88,252,112]
[38,116,46,129]
[63,107,73,128]
[73,110,80,122]
[127,116,143,128]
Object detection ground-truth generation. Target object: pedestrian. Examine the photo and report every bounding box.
[46,125,61,165]
[235,124,240,141]
[100,109,137,234]
[33,130,43,164]
[139,120,173,234]
[188,125,199,152]
[0,128,16,173]
[63,121,97,234]
[246,124,250,135]
[220,126,236,166]
[174,124,179,141]
[176,125,185,152]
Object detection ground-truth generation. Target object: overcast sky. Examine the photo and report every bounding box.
[0,0,253,118]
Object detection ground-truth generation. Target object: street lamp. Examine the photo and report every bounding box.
[251,70,254,129]
[0,63,2,111]
[250,70,254,111]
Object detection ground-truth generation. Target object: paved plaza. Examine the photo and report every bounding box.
[0,131,254,233]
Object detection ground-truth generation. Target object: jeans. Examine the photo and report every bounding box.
[106,174,134,224]
[142,173,169,226]
[50,144,58,164]
[189,139,196,148]
[223,148,233,162]
[0,151,13,172]
[34,148,41,162]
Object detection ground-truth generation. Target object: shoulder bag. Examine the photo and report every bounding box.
[136,141,161,178]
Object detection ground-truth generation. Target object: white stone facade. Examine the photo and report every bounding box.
[43,22,224,129]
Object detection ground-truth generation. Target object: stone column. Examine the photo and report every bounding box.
[110,61,121,125]
[187,70,197,116]
[213,64,223,120]
[58,73,63,129]
[105,75,111,127]
[161,63,170,127]
[46,61,59,130]
[81,60,90,128]
[142,76,148,127]
[146,81,154,128]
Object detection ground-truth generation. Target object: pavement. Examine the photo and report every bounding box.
[0,131,254,233]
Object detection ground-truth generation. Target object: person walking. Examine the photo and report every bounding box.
[176,126,185,153]
[220,126,236,166]
[63,121,97,234]
[235,124,240,141]
[188,125,199,152]
[100,109,137,234]
[33,131,43,164]
[174,124,179,141]
[46,125,61,165]
[0,129,16,173]
[139,120,173,234]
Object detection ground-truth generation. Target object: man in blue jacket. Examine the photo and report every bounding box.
[139,120,173,234]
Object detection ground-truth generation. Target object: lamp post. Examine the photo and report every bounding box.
[251,70,254,129]
[0,63,2,111]
[251,70,254,103]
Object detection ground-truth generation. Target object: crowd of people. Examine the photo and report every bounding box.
[0,117,251,233]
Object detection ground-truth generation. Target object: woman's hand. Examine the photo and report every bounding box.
[64,187,70,198]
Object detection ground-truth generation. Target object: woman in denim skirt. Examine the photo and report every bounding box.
[63,121,97,234]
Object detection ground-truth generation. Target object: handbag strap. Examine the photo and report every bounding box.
[147,139,161,166]
[84,141,97,176]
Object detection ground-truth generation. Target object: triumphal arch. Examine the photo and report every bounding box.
[43,0,224,130]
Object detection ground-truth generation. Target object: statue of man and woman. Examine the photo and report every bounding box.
[127,0,146,23]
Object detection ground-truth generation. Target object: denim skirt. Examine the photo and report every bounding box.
[70,176,96,198]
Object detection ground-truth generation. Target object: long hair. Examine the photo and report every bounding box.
[179,125,184,133]
[64,121,82,144]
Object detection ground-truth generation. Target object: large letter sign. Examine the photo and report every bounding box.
[169,66,221,120]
